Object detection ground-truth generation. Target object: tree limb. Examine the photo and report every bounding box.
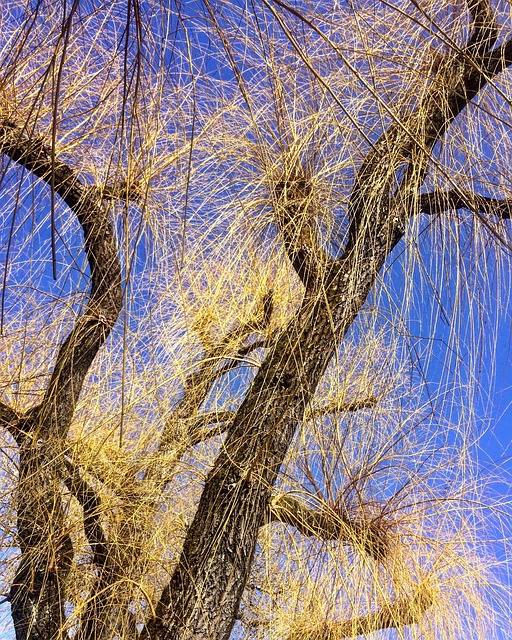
[0,118,122,640]
[304,396,378,421]
[273,174,331,288]
[153,292,273,461]
[347,0,510,250]
[0,400,21,442]
[420,189,512,219]
[287,585,434,639]
[467,0,498,55]
[268,495,389,562]
[63,460,124,640]
[63,459,109,569]
[0,120,123,439]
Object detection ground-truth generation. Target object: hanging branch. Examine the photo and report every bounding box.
[420,190,512,219]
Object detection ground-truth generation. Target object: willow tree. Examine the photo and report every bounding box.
[0,0,511,638]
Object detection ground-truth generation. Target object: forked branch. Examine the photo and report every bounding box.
[154,291,273,460]
[273,174,331,288]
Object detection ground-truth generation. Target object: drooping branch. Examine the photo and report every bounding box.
[287,585,434,639]
[267,495,389,562]
[420,190,512,219]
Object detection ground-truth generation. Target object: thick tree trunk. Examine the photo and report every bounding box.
[147,236,401,640]
[10,440,73,640]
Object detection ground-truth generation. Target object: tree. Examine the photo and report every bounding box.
[0,0,511,638]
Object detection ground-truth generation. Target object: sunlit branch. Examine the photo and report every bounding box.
[98,180,145,203]
[304,396,378,421]
[348,6,512,251]
[268,495,389,562]
[154,292,273,460]
[420,190,512,219]
[287,585,434,639]
[185,410,235,443]
[160,411,235,459]
[273,177,331,288]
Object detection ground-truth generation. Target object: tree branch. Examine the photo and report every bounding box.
[0,120,123,439]
[420,189,512,219]
[63,459,109,569]
[0,118,122,639]
[0,399,21,443]
[288,585,434,639]
[347,2,511,251]
[154,292,273,460]
[467,0,498,55]
[273,174,331,288]
[304,396,378,421]
[268,495,389,562]
[63,460,124,640]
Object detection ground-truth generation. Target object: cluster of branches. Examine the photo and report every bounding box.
[0,0,511,639]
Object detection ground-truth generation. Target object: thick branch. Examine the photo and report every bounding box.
[0,119,122,640]
[467,0,498,55]
[0,400,20,442]
[144,7,512,640]
[288,585,434,639]
[348,6,511,250]
[0,399,17,426]
[63,460,109,569]
[273,176,331,288]
[0,120,122,439]
[268,495,389,562]
[64,462,123,640]
[420,189,512,219]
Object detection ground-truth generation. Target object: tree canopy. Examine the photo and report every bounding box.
[0,0,511,638]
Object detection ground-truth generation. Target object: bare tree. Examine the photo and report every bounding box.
[0,0,511,638]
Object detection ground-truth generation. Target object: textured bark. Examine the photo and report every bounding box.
[2,1,512,639]
[145,4,512,638]
[0,121,122,640]
[147,241,404,640]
